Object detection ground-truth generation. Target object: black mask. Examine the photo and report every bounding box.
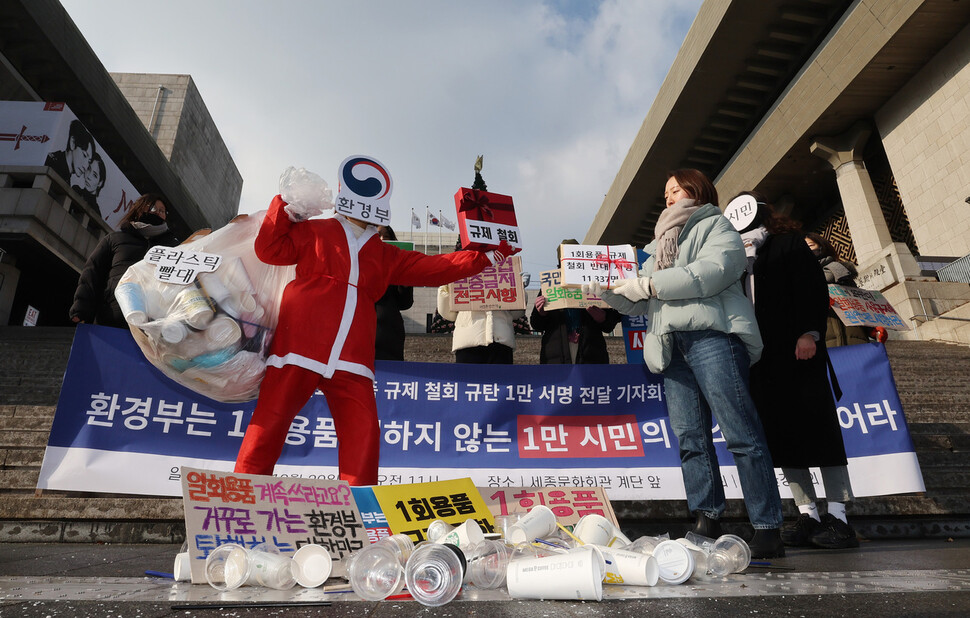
[138,213,165,226]
[810,248,822,257]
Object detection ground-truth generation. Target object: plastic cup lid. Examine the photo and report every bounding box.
[292,544,332,588]
[653,540,695,585]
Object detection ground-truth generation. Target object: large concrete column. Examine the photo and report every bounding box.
[810,122,922,292]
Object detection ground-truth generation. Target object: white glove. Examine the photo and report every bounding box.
[581,281,604,297]
[611,277,652,302]
[280,167,334,222]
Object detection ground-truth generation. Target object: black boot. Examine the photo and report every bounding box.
[781,514,822,547]
[810,514,859,549]
[692,512,722,538]
[749,528,785,559]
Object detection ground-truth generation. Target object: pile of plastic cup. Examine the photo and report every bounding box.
[462,539,512,589]
[204,543,252,591]
[404,543,466,606]
[346,534,415,601]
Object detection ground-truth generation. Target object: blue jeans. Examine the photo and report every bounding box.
[663,330,783,529]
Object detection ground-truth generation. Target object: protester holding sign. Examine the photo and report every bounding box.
[731,191,858,550]
[234,159,518,486]
[70,193,178,328]
[587,169,784,559]
[531,240,621,364]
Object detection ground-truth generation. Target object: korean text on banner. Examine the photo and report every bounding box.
[448,256,526,312]
[829,284,909,330]
[559,244,637,288]
[454,187,521,251]
[370,478,494,542]
[537,269,608,311]
[180,466,365,584]
[481,486,618,529]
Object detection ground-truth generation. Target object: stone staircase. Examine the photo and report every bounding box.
[1,327,968,542]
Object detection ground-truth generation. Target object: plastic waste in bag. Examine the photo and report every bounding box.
[279,166,334,222]
[117,211,295,402]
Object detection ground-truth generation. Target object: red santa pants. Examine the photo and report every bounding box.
[234,364,380,486]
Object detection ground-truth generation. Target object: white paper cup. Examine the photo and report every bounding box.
[205,315,242,347]
[572,514,628,547]
[507,505,557,544]
[173,551,191,582]
[116,281,147,326]
[653,539,695,585]
[205,543,251,591]
[506,547,604,601]
[292,544,332,588]
[597,546,659,586]
[439,519,485,548]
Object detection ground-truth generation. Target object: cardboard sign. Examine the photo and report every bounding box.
[370,478,494,543]
[180,467,366,584]
[537,269,608,310]
[454,187,521,251]
[829,284,909,330]
[0,100,140,229]
[559,244,637,288]
[335,155,392,225]
[447,256,526,311]
[479,486,619,529]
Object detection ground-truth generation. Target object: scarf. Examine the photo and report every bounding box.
[653,198,700,270]
[131,221,170,238]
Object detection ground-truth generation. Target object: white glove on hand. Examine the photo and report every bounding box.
[611,277,652,302]
[581,280,604,297]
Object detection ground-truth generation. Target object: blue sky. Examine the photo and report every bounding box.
[60,0,703,278]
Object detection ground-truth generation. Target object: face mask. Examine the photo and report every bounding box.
[139,213,165,226]
[811,248,822,257]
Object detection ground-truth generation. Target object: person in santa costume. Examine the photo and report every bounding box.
[234,158,517,485]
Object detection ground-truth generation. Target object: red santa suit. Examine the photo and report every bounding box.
[234,195,496,485]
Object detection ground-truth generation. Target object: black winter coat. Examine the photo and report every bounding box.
[749,233,848,468]
[70,225,178,328]
[375,285,414,361]
[529,299,621,364]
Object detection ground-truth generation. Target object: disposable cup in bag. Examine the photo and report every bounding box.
[205,543,251,591]
[507,505,557,544]
[506,546,603,601]
[174,284,215,329]
[708,534,752,576]
[205,315,242,347]
[115,281,148,325]
[347,545,405,601]
[404,543,466,607]
[246,543,296,590]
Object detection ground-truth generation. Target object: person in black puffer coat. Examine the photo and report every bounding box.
[70,193,178,328]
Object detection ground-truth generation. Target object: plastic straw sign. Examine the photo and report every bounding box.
[145,246,222,285]
[559,244,636,289]
[447,256,526,312]
[180,466,366,584]
[481,486,619,529]
[538,269,608,311]
[370,478,495,543]
[829,284,909,330]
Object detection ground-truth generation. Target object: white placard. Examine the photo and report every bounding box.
[334,155,392,225]
[724,194,759,231]
[559,244,637,288]
[143,246,223,285]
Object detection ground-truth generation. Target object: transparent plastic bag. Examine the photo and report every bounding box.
[279,166,333,222]
[116,211,295,402]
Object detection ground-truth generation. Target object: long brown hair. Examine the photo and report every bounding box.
[805,232,837,258]
[667,169,718,206]
[119,193,165,227]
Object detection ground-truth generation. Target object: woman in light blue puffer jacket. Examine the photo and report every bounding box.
[589,168,784,559]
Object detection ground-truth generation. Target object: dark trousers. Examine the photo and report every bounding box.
[455,343,513,364]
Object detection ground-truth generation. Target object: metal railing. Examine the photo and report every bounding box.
[937,254,970,283]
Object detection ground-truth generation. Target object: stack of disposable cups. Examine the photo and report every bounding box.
[346,534,415,601]
[404,543,466,607]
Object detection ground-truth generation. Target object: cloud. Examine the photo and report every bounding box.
[60,0,703,276]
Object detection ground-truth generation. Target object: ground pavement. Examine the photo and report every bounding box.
[1,538,970,616]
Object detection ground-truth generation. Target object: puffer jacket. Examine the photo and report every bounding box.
[70,225,178,327]
[437,285,524,352]
[601,203,762,373]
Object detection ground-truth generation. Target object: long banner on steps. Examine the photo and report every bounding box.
[38,324,924,500]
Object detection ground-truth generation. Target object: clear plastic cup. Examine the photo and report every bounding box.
[376,533,415,565]
[204,543,251,591]
[347,545,405,601]
[247,543,296,590]
[463,539,512,589]
[493,513,522,540]
[292,544,332,588]
[426,519,455,543]
[684,531,717,553]
[507,505,557,544]
[708,534,752,576]
[506,546,603,601]
[627,533,669,556]
[438,519,485,548]
[404,543,466,607]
